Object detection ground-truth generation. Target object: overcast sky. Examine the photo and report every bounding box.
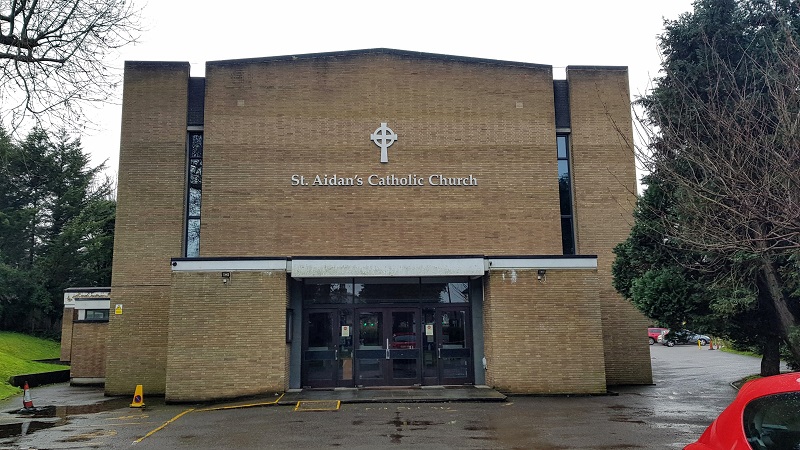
[81,0,697,178]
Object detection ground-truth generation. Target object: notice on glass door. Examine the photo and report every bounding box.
[425,324,434,336]
[341,325,350,337]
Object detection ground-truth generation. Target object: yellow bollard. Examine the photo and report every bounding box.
[130,384,145,408]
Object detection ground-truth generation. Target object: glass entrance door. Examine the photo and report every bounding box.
[422,307,472,385]
[305,306,472,387]
[354,310,385,385]
[387,309,420,386]
[302,309,353,388]
[300,276,477,388]
[301,292,474,388]
[354,308,421,386]
[437,307,472,385]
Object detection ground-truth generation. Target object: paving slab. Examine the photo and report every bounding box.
[277,385,506,405]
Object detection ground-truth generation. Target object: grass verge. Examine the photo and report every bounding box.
[0,331,67,401]
[719,346,761,358]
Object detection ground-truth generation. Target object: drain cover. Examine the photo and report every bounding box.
[293,400,341,412]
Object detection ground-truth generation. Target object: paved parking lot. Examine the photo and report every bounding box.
[0,345,789,449]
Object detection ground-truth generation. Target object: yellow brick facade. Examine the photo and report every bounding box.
[568,68,653,385]
[484,270,606,393]
[69,323,108,380]
[166,271,287,402]
[60,308,75,362]
[106,50,652,400]
[200,53,561,257]
[60,289,112,383]
[106,62,189,396]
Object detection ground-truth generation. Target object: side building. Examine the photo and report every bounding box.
[61,288,111,385]
[106,48,651,401]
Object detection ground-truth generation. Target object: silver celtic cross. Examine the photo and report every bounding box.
[371,122,398,163]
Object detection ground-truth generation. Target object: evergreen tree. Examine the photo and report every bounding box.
[615,0,800,373]
[0,126,114,333]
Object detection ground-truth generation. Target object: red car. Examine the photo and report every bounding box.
[685,372,800,449]
[390,333,416,349]
[648,327,669,345]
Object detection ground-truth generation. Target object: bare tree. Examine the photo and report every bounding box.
[637,21,800,359]
[0,0,140,133]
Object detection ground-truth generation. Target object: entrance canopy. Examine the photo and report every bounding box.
[170,255,598,276]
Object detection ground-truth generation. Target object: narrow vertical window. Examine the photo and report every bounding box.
[186,132,203,257]
[557,135,575,255]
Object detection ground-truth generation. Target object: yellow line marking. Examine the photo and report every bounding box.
[109,414,148,420]
[132,408,194,444]
[109,422,153,426]
[293,400,341,411]
[196,393,285,412]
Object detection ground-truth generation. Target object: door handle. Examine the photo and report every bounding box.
[386,338,390,359]
[335,349,338,361]
[438,346,441,359]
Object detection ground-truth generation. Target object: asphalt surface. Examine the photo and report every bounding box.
[0,344,791,449]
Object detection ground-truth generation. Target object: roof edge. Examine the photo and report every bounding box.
[206,48,552,70]
[124,61,190,69]
[566,65,628,71]
[64,287,112,293]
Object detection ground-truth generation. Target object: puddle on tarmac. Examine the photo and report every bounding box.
[384,411,445,443]
[0,419,65,439]
[7,397,130,418]
[607,404,631,410]
[0,397,131,439]
[469,435,498,441]
[593,446,645,449]
[386,411,441,430]
[609,416,647,424]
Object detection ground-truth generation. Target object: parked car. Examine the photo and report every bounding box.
[684,372,800,449]
[661,330,710,347]
[391,332,416,349]
[648,327,669,345]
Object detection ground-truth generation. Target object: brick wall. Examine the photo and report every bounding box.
[60,308,76,362]
[70,322,108,379]
[484,269,606,393]
[200,54,563,257]
[166,271,288,402]
[567,67,653,385]
[106,62,190,395]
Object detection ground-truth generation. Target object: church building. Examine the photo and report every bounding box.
[104,48,652,402]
